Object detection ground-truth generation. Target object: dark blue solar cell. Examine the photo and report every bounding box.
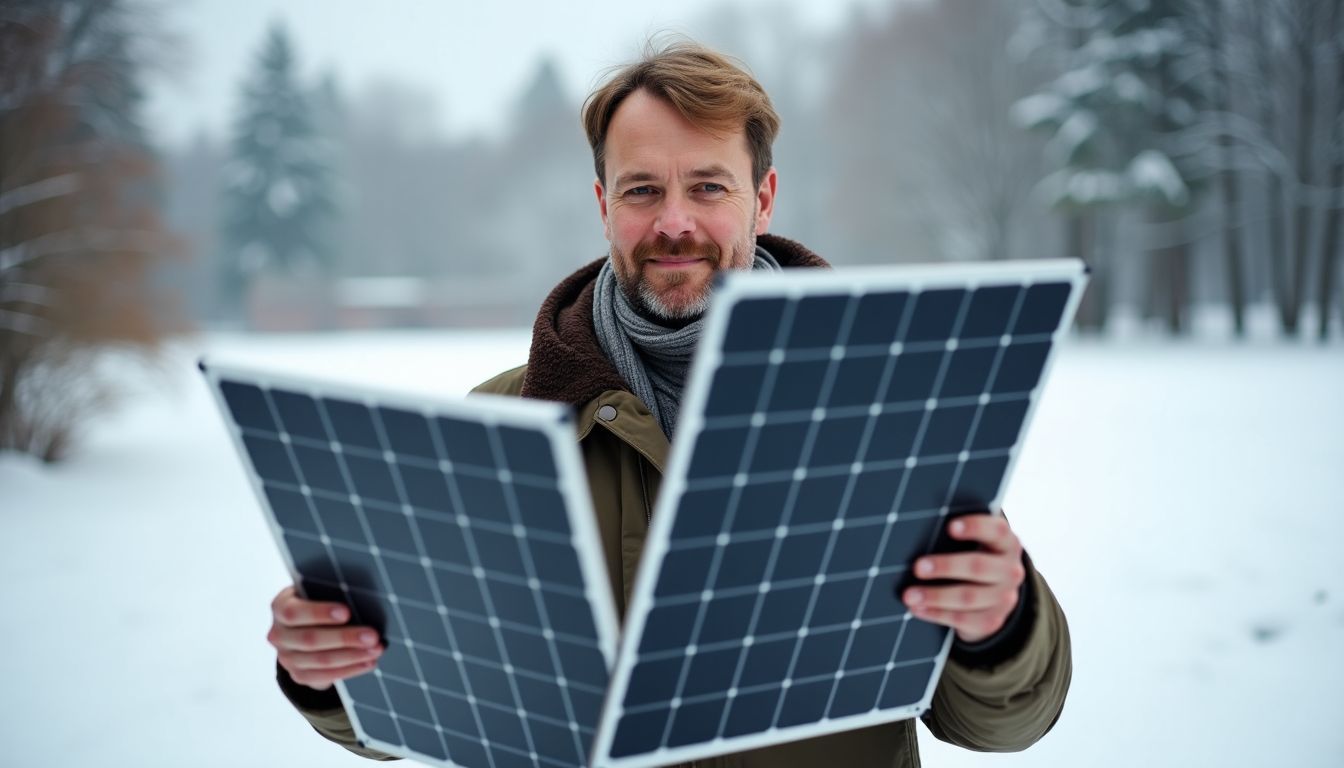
[960,286,1021,340]
[324,398,382,450]
[291,443,347,494]
[555,640,607,687]
[284,531,337,583]
[452,473,511,526]
[884,351,943,404]
[991,341,1050,395]
[971,398,1029,451]
[266,484,316,534]
[697,593,757,645]
[767,359,829,412]
[753,584,813,637]
[738,636,795,687]
[568,686,605,728]
[421,653,465,693]
[829,522,884,572]
[879,660,936,709]
[898,462,956,513]
[310,495,366,544]
[501,627,554,677]
[530,717,582,765]
[667,696,728,747]
[380,640,420,679]
[271,389,328,440]
[809,576,867,629]
[419,520,471,568]
[526,537,585,587]
[443,734,487,767]
[778,679,831,726]
[713,538,774,589]
[334,542,387,595]
[1014,282,1071,335]
[939,346,999,399]
[379,407,438,461]
[683,647,741,697]
[344,454,399,503]
[793,627,848,678]
[399,719,447,759]
[723,689,779,737]
[829,670,884,718]
[654,546,714,598]
[897,618,947,661]
[497,425,557,479]
[427,691,477,734]
[220,380,274,431]
[511,484,570,535]
[847,468,902,520]
[243,434,297,485]
[514,673,567,720]
[903,289,965,342]
[639,602,700,654]
[449,616,497,660]
[846,619,902,669]
[487,579,540,627]
[809,416,868,468]
[770,531,830,583]
[864,409,922,464]
[436,416,494,468]
[729,480,791,534]
[950,455,1009,508]
[919,405,976,457]
[673,486,733,539]
[543,591,597,639]
[398,463,454,513]
[847,292,908,347]
[609,708,670,758]
[749,422,810,474]
[790,474,849,525]
[383,677,433,723]
[464,663,515,708]
[353,704,402,747]
[704,364,768,417]
[688,426,749,480]
[827,354,888,408]
[623,655,684,707]
[400,603,452,650]
[383,556,435,603]
[877,516,941,571]
[786,294,850,350]
[722,297,787,353]
[472,527,525,575]
[343,669,387,706]
[364,506,418,555]
[478,707,527,747]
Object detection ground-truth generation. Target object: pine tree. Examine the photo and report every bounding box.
[220,23,336,314]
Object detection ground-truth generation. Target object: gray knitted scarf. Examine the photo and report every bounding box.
[593,245,781,439]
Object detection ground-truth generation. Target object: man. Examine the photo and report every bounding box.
[266,40,1071,767]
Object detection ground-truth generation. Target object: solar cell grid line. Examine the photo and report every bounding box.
[593,259,1087,768]
[199,362,619,768]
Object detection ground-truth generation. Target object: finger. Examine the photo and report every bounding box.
[904,583,1017,613]
[913,552,1025,586]
[279,643,384,672]
[288,659,380,691]
[946,514,1020,555]
[273,591,353,628]
[269,623,381,653]
[906,604,1014,644]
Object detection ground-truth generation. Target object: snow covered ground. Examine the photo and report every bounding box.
[2,331,1341,767]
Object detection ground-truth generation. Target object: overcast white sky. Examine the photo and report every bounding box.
[144,0,889,147]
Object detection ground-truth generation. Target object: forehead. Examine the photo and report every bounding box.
[604,90,751,180]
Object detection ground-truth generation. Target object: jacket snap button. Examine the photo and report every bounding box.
[596,404,618,422]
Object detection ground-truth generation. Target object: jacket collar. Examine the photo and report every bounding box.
[519,233,831,406]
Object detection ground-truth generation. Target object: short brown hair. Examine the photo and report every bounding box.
[582,39,781,189]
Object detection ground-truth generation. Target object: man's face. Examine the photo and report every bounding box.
[595,89,776,321]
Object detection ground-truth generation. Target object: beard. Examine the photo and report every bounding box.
[614,232,756,323]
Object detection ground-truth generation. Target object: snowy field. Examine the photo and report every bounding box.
[2,330,1342,767]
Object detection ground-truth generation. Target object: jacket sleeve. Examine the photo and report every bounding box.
[277,664,401,761]
[921,558,1072,752]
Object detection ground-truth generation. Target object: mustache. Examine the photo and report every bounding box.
[632,236,721,263]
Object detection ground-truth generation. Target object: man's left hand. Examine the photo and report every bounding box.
[900,513,1026,644]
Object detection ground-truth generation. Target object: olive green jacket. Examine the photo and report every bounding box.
[279,234,1072,767]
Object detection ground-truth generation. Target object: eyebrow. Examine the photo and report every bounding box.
[612,164,740,189]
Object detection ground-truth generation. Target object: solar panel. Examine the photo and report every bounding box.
[201,363,619,768]
[593,259,1087,767]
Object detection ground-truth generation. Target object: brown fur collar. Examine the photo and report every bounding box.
[519,233,831,405]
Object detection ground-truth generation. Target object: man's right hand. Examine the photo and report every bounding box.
[268,586,384,691]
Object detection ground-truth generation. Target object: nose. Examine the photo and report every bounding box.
[654,194,696,240]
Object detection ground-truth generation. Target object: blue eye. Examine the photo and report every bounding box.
[627,186,654,196]
[701,183,726,193]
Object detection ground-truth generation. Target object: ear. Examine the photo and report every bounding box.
[754,167,778,235]
[594,179,611,240]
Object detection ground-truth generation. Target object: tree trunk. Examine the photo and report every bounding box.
[1254,2,1292,333]
[1287,4,1318,337]
[1068,212,1106,332]
[1211,0,1247,337]
[1319,1,1344,340]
